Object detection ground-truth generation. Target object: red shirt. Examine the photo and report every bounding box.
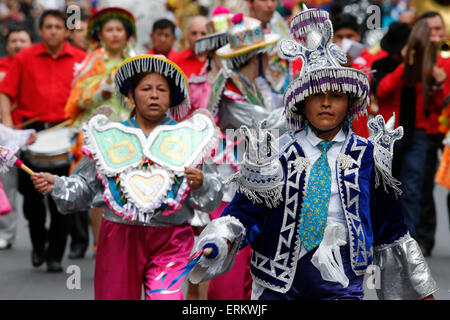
[172,48,207,79]
[376,56,450,134]
[0,55,12,74]
[0,42,86,124]
[147,48,180,61]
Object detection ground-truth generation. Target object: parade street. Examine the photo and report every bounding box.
[0,183,449,300]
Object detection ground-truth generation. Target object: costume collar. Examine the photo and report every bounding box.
[305,126,346,148]
[128,116,173,137]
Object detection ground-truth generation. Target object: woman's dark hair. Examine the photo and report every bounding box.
[39,10,68,29]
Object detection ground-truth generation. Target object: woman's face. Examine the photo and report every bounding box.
[130,73,171,122]
[99,19,128,52]
[304,91,349,132]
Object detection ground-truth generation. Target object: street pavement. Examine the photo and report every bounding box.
[1,185,450,300]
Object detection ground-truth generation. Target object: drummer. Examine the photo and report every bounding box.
[0,10,86,272]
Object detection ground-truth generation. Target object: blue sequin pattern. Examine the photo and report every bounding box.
[298,140,334,251]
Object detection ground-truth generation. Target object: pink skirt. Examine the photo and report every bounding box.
[94,218,194,300]
[207,202,253,300]
[0,180,12,216]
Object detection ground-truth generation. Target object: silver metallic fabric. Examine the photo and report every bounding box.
[217,98,287,134]
[51,156,223,227]
[373,233,439,300]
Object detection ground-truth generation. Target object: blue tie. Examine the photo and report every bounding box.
[299,140,334,252]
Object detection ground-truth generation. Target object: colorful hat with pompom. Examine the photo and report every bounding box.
[278,5,370,132]
[87,7,136,46]
[195,6,233,54]
[216,13,280,69]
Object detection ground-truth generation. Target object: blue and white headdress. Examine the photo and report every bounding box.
[278,5,370,132]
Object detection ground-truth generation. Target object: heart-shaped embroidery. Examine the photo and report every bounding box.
[120,168,174,213]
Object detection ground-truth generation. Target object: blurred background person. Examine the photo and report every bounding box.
[0,9,86,272]
[64,6,137,257]
[173,15,208,79]
[0,26,33,251]
[416,11,450,257]
[67,10,89,52]
[247,0,289,94]
[147,18,179,60]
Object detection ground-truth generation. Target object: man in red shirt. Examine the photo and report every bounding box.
[416,12,450,257]
[0,10,86,272]
[147,18,179,61]
[375,12,449,246]
[0,26,33,251]
[172,15,208,79]
[0,27,33,83]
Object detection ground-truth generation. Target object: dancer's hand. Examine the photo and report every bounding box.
[184,167,203,190]
[31,172,55,195]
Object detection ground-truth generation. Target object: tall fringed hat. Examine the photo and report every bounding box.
[195,6,233,54]
[216,13,280,69]
[87,6,137,47]
[278,5,370,132]
[114,54,191,121]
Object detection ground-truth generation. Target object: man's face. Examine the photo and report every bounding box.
[39,15,69,48]
[6,31,32,57]
[187,17,207,52]
[70,20,88,51]
[151,27,176,55]
[426,15,446,43]
[248,0,277,27]
[333,28,361,47]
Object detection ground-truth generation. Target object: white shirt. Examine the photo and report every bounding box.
[294,127,348,259]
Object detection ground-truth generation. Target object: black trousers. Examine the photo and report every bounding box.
[69,211,89,252]
[18,160,72,263]
[417,133,450,252]
[18,120,74,263]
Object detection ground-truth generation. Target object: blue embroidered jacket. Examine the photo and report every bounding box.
[221,131,409,293]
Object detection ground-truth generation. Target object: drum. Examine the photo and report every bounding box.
[25,127,75,170]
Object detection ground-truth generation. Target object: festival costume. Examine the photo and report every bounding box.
[189,7,438,300]
[198,14,284,300]
[48,54,223,300]
[65,7,137,173]
[265,10,290,94]
[186,7,234,120]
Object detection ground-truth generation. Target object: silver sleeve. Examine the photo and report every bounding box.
[189,215,246,283]
[50,156,101,214]
[217,98,287,133]
[188,158,224,213]
[373,233,439,300]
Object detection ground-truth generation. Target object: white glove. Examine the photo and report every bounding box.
[311,220,349,288]
[196,234,229,277]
